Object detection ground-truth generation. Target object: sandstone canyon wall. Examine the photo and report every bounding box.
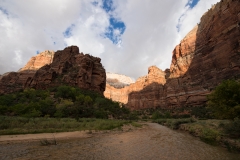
[105,0,240,110]
[0,46,106,95]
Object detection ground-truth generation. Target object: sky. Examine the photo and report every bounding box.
[0,0,220,80]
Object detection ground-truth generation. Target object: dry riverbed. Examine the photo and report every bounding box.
[0,123,240,160]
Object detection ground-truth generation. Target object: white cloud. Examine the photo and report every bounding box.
[0,0,220,80]
[13,50,23,66]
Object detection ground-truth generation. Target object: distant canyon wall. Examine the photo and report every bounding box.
[105,0,240,110]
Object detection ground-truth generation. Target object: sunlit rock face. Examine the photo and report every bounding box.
[0,46,106,95]
[105,0,240,110]
[19,50,55,72]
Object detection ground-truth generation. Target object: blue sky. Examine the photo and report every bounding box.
[63,24,75,38]
[188,0,200,8]
[102,0,126,44]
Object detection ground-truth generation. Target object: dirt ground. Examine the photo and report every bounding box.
[0,123,240,160]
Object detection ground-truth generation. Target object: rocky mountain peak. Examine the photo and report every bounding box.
[0,46,106,95]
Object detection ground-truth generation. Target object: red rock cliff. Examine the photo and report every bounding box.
[105,0,240,110]
[0,46,106,95]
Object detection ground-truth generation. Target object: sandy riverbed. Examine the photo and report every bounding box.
[0,123,240,160]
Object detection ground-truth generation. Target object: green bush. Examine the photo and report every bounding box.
[200,128,219,145]
[207,80,240,119]
[152,111,164,119]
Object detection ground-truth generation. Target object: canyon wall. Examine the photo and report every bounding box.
[105,0,240,110]
[0,46,106,95]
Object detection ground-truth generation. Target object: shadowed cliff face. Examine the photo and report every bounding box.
[0,46,106,95]
[107,0,240,110]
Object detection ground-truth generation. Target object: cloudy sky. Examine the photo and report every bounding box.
[0,0,220,80]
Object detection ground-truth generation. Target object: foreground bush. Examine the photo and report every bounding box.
[207,79,240,119]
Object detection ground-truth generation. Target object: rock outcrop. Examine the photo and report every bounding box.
[0,46,106,95]
[105,0,240,110]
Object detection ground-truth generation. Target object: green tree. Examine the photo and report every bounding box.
[207,80,240,119]
[76,94,85,104]
[54,99,73,118]
[84,96,93,107]
[55,85,76,100]
[39,98,56,116]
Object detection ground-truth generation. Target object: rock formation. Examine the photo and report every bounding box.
[0,46,106,95]
[105,0,240,110]
[0,50,55,95]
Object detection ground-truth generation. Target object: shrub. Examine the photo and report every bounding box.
[84,96,93,106]
[207,79,240,119]
[152,111,164,119]
[200,128,219,145]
